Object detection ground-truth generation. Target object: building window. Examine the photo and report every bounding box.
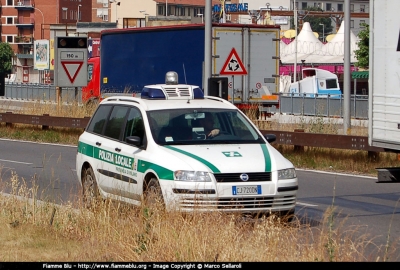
[360,5,365,12]
[6,17,14,24]
[350,4,354,12]
[158,5,163,15]
[7,0,12,6]
[103,15,108,21]
[360,20,365,28]
[301,2,307,10]
[326,3,331,11]
[350,20,354,28]
[62,8,68,20]
[7,36,13,43]
[337,4,343,12]
[187,7,190,16]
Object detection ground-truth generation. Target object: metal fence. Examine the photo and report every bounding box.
[3,83,82,103]
[2,83,369,119]
[277,93,368,119]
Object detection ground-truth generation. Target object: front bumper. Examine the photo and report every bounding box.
[159,178,298,214]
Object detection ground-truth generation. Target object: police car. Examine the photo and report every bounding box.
[76,72,298,218]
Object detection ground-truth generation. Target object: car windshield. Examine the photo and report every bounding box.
[147,109,265,145]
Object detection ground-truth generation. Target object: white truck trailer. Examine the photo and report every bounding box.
[369,0,400,182]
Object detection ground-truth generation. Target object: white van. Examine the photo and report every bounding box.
[76,72,298,218]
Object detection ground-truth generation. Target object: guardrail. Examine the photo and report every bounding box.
[0,112,384,155]
[3,83,369,119]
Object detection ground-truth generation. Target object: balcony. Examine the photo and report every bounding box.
[14,0,34,10]
[15,35,33,44]
[15,16,34,28]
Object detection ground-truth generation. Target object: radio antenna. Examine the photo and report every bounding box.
[183,63,187,84]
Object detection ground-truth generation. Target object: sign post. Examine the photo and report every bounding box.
[220,48,248,104]
[54,37,88,104]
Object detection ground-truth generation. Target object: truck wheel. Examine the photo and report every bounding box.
[144,178,164,208]
[82,167,100,209]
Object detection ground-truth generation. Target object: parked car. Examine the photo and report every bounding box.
[76,72,298,219]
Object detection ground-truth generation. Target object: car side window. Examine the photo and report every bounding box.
[103,106,129,140]
[124,107,145,144]
[86,105,112,135]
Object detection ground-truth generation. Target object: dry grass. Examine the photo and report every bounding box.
[0,173,396,262]
[0,102,399,262]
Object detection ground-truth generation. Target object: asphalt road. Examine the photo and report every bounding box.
[1,138,400,260]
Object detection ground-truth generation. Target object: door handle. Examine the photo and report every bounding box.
[115,148,121,152]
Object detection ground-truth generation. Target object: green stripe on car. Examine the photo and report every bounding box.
[260,144,272,172]
[164,145,221,173]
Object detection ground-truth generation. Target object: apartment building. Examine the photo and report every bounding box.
[293,0,369,35]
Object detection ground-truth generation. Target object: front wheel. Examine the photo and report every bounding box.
[143,178,164,208]
[82,167,101,209]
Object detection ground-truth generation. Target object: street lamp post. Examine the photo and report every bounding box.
[34,7,44,39]
[319,23,325,42]
[293,0,297,82]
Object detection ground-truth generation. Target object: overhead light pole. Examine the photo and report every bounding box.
[293,0,297,82]
[34,7,44,39]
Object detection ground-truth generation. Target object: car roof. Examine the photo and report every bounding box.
[100,96,236,111]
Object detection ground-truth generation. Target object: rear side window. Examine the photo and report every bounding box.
[86,105,112,134]
[103,106,129,140]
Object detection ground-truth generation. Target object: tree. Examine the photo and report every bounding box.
[354,23,369,69]
[0,42,14,75]
[0,42,14,96]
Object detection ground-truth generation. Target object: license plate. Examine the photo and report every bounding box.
[232,185,261,195]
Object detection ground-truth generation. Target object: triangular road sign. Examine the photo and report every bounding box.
[61,61,83,83]
[220,48,248,75]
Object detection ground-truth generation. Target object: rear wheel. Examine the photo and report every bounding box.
[144,178,164,208]
[82,167,100,209]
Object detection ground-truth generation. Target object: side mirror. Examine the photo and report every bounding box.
[125,136,142,146]
[264,134,276,143]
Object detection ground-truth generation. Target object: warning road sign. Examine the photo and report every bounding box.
[220,48,248,75]
[54,37,88,87]
[61,61,84,83]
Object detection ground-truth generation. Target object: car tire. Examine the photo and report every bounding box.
[144,178,164,208]
[82,166,100,209]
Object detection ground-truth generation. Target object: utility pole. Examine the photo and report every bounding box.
[204,0,212,95]
[343,0,351,134]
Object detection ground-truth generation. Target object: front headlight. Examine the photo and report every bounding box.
[174,170,212,182]
[278,168,297,180]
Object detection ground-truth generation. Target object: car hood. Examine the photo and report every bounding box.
[161,143,293,173]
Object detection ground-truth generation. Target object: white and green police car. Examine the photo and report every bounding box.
[76,72,298,217]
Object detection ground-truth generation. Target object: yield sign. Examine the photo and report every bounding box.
[61,61,84,83]
[220,48,248,75]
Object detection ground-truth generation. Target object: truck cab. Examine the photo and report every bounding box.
[82,56,100,104]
